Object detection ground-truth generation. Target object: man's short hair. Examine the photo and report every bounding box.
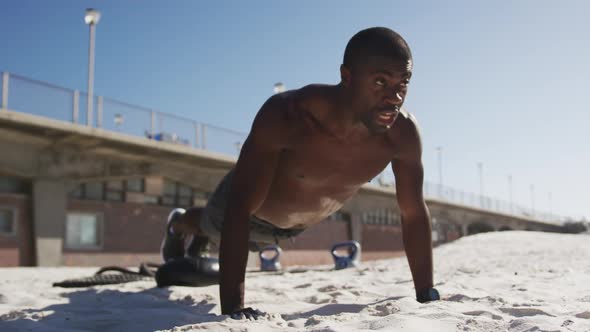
[343,27,412,69]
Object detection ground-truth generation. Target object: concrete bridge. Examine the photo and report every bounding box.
[0,72,562,267]
[0,109,562,267]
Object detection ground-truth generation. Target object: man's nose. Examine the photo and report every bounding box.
[384,92,404,106]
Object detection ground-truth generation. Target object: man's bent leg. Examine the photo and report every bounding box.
[161,206,213,261]
[160,208,187,262]
[170,207,206,236]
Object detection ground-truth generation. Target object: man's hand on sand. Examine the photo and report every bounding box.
[230,307,266,320]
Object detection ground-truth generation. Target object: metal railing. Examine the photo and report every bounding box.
[0,72,247,156]
[371,169,560,223]
[0,71,561,223]
[422,181,558,222]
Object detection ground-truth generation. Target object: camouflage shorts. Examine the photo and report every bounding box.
[199,169,305,251]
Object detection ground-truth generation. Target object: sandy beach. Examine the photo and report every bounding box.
[1,231,589,331]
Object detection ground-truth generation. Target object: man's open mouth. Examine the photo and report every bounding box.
[375,109,399,126]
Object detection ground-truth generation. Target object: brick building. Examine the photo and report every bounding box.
[0,174,407,267]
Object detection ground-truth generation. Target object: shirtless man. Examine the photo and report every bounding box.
[160,27,439,319]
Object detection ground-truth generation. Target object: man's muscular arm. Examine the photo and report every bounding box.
[219,94,291,316]
[391,114,437,302]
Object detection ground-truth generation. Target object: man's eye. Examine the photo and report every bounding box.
[375,79,386,86]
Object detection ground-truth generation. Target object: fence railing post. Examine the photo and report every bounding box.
[87,94,92,127]
[150,111,156,139]
[201,123,207,150]
[194,121,200,148]
[73,90,79,123]
[1,72,9,110]
[97,96,103,128]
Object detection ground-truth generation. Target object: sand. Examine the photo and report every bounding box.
[1,231,589,331]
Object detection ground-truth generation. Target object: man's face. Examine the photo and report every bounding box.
[343,56,413,134]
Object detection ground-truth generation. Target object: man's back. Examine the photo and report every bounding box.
[249,84,411,229]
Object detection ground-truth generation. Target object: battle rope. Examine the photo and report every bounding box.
[52,262,161,288]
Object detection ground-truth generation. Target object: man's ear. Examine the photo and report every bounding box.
[340,64,351,87]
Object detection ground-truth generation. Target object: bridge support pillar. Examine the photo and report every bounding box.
[461,224,469,236]
[350,212,363,243]
[33,179,66,266]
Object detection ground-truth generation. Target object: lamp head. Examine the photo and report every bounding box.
[84,8,101,25]
[273,82,285,94]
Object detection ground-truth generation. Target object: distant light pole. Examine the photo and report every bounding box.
[273,82,286,94]
[508,174,513,214]
[477,162,484,208]
[84,8,101,127]
[436,146,443,197]
[548,191,553,220]
[530,184,535,217]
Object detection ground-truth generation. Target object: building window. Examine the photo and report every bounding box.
[162,180,177,206]
[0,177,30,194]
[69,184,83,199]
[105,191,123,201]
[0,207,16,235]
[126,178,144,193]
[163,179,177,196]
[106,180,123,191]
[327,211,351,222]
[105,180,124,202]
[362,209,400,226]
[143,195,159,205]
[177,184,193,207]
[85,182,104,201]
[65,213,102,249]
[161,180,194,207]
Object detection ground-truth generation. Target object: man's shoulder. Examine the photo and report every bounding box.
[252,91,298,135]
[268,84,323,105]
[398,107,418,125]
[249,89,307,147]
[258,84,332,124]
[293,84,336,112]
[388,107,422,160]
[391,107,420,138]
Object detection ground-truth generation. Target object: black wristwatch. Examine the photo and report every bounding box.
[416,287,440,303]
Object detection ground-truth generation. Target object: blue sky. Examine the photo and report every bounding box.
[1,1,588,219]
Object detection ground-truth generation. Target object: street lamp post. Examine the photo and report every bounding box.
[436,146,443,198]
[530,184,535,217]
[548,191,552,220]
[84,8,101,127]
[508,174,513,214]
[477,162,484,208]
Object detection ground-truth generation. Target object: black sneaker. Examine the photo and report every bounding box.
[160,208,187,262]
